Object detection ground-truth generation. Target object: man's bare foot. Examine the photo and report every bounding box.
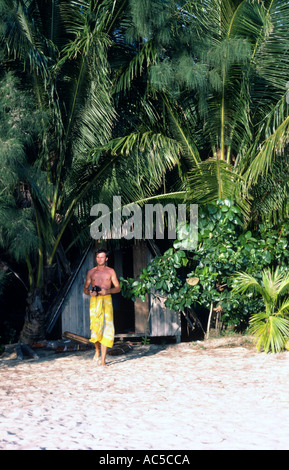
[93,355,101,365]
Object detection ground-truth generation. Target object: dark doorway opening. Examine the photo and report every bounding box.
[110,246,135,335]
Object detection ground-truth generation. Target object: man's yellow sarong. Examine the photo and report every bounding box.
[89,295,114,348]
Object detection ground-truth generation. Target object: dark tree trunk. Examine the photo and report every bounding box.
[18,245,72,344]
[19,289,46,344]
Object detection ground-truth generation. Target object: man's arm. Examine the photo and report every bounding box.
[99,269,121,295]
[109,269,121,294]
[83,271,93,295]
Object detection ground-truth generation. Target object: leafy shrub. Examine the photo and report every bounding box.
[120,199,289,331]
[233,268,289,353]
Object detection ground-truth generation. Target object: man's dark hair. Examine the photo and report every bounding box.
[96,248,109,257]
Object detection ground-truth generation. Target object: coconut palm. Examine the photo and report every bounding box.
[3,0,289,343]
[143,0,289,221]
[233,267,289,353]
[0,0,182,343]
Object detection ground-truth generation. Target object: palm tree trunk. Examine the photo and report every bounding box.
[19,289,46,344]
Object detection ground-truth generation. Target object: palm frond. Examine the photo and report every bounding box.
[248,153,289,223]
[115,39,158,94]
[1,0,52,80]
[243,90,289,187]
[261,267,285,304]
[129,0,175,43]
[186,158,251,217]
[72,69,115,152]
[249,313,289,353]
[234,266,289,353]
[276,270,289,298]
[244,114,289,187]
[0,205,39,263]
[92,131,182,165]
[162,94,201,168]
[66,130,182,207]
[233,270,266,297]
[253,0,289,92]
[277,297,289,316]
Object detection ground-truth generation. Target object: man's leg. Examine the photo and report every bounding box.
[100,343,108,366]
[93,342,100,361]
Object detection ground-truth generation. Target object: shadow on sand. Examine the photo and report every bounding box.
[0,341,172,369]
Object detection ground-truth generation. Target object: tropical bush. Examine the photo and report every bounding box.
[120,200,289,333]
[2,0,289,344]
[0,0,183,342]
[233,268,289,353]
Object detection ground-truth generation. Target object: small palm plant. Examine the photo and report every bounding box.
[233,267,289,353]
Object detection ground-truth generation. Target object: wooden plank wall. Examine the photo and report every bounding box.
[60,242,181,341]
[149,293,181,339]
[134,242,181,339]
[61,248,95,338]
[133,241,150,334]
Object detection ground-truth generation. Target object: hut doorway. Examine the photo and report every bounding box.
[109,245,135,335]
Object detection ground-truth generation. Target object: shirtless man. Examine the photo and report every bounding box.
[84,249,120,366]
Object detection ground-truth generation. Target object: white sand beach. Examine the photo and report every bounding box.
[1,336,289,450]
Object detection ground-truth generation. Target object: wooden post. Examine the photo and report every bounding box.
[133,241,149,334]
[206,302,214,340]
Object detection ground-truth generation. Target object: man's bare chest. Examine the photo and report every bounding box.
[91,268,111,285]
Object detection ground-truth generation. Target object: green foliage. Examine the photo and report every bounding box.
[148,0,289,221]
[0,270,10,297]
[233,268,289,353]
[129,0,175,44]
[0,0,182,289]
[121,247,188,302]
[0,0,188,342]
[141,336,151,345]
[120,199,289,332]
[3,0,289,345]
[0,73,45,263]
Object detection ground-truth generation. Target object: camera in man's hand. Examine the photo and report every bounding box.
[92,285,101,295]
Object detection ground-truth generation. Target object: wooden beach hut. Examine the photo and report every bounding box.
[46,240,181,342]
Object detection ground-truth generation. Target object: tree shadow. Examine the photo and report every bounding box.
[106,343,169,366]
[0,342,171,369]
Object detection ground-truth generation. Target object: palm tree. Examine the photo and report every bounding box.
[0,0,182,343]
[143,0,289,221]
[233,267,289,353]
[4,0,289,343]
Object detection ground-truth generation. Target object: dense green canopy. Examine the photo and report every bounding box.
[1,0,289,344]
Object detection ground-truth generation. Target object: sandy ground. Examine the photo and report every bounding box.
[1,335,289,451]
